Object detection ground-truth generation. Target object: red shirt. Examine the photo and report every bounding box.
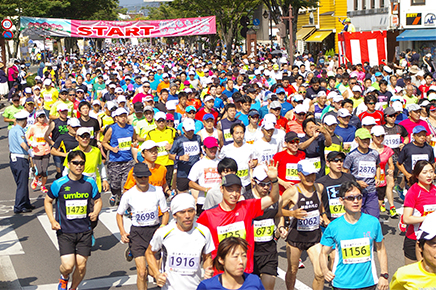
[197,199,263,274]
[195,107,219,125]
[187,98,202,110]
[419,84,431,99]
[131,93,147,104]
[404,183,436,240]
[276,116,288,130]
[273,150,306,194]
[282,85,297,97]
[358,110,385,125]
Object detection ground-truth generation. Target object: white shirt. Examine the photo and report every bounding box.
[150,222,215,290]
[219,143,258,186]
[117,185,168,227]
[188,157,221,204]
[254,138,280,164]
[197,128,218,141]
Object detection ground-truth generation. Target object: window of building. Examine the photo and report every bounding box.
[411,0,425,5]
[371,0,375,9]
[355,0,359,10]
[363,0,366,10]
[380,0,385,8]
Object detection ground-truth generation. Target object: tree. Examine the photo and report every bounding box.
[262,0,318,60]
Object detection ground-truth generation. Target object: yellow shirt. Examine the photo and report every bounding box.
[146,127,176,166]
[50,100,74,118]
[41,87,59,110]
[390,261,436,290]
[135,119,156,143]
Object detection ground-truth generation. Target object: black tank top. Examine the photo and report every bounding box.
[243,189,278,255]
[287,184,321,244]
[220,118,241,146]
[52,118,68,142]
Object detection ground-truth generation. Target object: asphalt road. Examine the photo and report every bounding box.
[0,106,407,290]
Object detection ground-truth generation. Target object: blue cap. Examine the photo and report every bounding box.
[297,160,318,176]
[60,88,68,94]
[25,97,34,104]
[276,87,285,94]
[203,113,215,121]
[375,72,382,77]
[186,105,197,113]
[413,125,427,134]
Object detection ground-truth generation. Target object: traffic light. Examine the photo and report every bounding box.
[240,16,250,38]
[277,22,287,38]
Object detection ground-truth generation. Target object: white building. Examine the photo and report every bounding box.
[346,0,390,31]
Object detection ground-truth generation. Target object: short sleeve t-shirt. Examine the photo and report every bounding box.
[403,183,436,240]
[344,148,380,193]
[399,119,431,140]
[197,273,265,290]
[218,143,258,186]
[320,213,383,289]
[188,157,221,205]
[253,138,280,165]
[3,105,24,130]
[398,142,435,174]
[389,261,436,290]
[169,134,202,178]
[196,199,264,274]
[273,150,306,194]
[53,133,79,153]
[124,164,167,191]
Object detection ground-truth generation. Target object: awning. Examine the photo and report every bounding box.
[296,26,316,40]
[305,30,333,42]
[396,29,436,41]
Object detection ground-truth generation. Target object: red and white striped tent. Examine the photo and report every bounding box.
[338,31,387,66]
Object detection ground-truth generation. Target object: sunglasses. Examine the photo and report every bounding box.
[342,194,363,202]
[256,180,271,187]
[288,139,300,144]
[296,112,306,116]
[330,158,343,163]
[144,86,150,88]
[69,94,76,96]
[387,114,398,117]
[156,119,166,123]
[71,160,85,166]
[295,101,304,104]
[367,102,376,105]
[350,82,357,85]
[79,134,91,139]
[299,91,306,94]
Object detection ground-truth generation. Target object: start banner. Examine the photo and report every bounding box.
[20,16,216,38]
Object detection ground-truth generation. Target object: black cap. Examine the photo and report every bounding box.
[248,109,260,117]
[134,102,144,113]
[133,163,152,177]
[11,95,20,101]
[326,151,346,161]
[285,131,299,142]
[221,174,242,187]
[60,88,68,94]
[247,88,256,94]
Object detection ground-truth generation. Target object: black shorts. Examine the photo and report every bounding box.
[176,177,190,192]
[129,225,159,258]
[253,252,278,276]
[333,285,376,290]
[287,241,318,251]
[376,186,386,201]
[403,236,417,261]
[57,230,93,257]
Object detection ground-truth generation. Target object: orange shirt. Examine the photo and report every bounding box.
[124,163,167,191]
[157,81,170,93]
[285,119,304,135]
[176,104,186,116]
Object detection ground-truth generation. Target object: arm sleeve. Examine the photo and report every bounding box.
[169,138,179,155]
[188,162,201,182]
[99,162,107,180]
[397,147,406,165]
[202,227,216,255]
[389,270,406,290]
[374,218,383,243]
[343,154,352,170]
[48,180,61,198]
[320,224,335,247]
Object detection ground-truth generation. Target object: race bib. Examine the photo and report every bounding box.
[204,168,221,185]
[383,135,401,148]
[156,141,169,156]
[66,200,87,220]
[358,161,376,178]
[260,152,274,164]
[217,221,246,242]
[412,154,428,169]
[223,129,233,141]
[118,137,132,151]
[183,141,200,156]
[285,163,299,181]
[253,219,275,242]
[306,157,321,171]
[134,209,158,226]
[35,134,46,145]
[329,199,345,218]
[297,211,320,231]
[423,204,436,216]
[341,237,371,264]
[169,252,200,274]
[236,169,248,178]
[43,93,52,102]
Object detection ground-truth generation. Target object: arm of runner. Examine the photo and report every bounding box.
[116,213,130,243]
[396,162,412,180]
[161,211,169,227]
[375,165,381,187]
[316,183,330,226]
[89,197,102,221]
[102,127,119,153]
[403,207,426,225]
[189,180,211,195]
[261,161,280,210]
[44,195,61,230]
[145,245,167,286]
[375,240,389,290]
[278,176,293,190]
[320,245,335,282]
[298,135,317,150]
[44,121,55,146]
[98,163,110,192]
[319,125,332,147]
[202,253,214,279]
[50,145,68,158]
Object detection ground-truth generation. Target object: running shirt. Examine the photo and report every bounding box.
[124,163,167,191]
[26,123,50,156]
[197,128,219,142]
[383,124,408,156]
[390,261,436,290]
[48,175,100,234]
[197,273,265,290]
[377,146,394,187]
[50,100,74,118]
[3,105,24,130]
[219,143,258,186]
[41,87,59,110]
[219,118,242,146]
[343,148,380,194]
[53,133,79,154]
[398,142,434,174]
[320,213,383,289]
[399,119,431,140]
[169,134,202,178]
[117,185,168,227]
[197,199,264,273]
[404,183,436,240]
[146,127,176,166]
[149,222,215,290]
[300,133,327,177]
[51,118,69,142]
[79,117,100,146]
[273,150,306,194]
[188,157,221,205]
[109,123,134,162]
[253,138,280,165]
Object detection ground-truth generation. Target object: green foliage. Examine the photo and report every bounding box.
[325,48,335,57]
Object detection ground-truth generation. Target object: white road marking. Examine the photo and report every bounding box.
[277,267,313,290]
[0,219,25,256]
[37,214,59,250]
[0,256,21,289]
[98,207,131,242]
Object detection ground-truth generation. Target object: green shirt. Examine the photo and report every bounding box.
[3,105,24,130]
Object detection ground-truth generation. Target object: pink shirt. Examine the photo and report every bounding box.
[25,123,50,156]
[377,146,394,187]
[399,118,431,140]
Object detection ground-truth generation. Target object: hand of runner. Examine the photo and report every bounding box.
[279,227,288,239]
[164,142,172,150]
[294,208,308,220]
[317,124,328,135]
[375,179,381,187]
[50,221,61,231]
[89,211,98,221]
[204,266,214,279]
[378,276,389,290]
[180,154,190,161]
[120,232,130,244]
[324,270,335,282]
[265,160,278,180]
[156,272,168,287]
[112,146,119,153]
[282,181,293,189]
[357,180,368,188]
[102,180,110,192]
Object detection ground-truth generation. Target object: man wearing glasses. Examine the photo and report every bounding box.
[320,180,389,290]
[358,95,384,125]
[44,150,102,290]
[49,88,74,120]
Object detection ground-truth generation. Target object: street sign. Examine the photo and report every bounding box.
[1,19,13,30]
[253,18,260,26]
[3,31,14,39]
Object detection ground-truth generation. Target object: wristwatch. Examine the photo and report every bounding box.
[380,273,389,279]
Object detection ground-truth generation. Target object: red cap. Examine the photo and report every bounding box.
[166,113,175,121]
[203,136,218,148]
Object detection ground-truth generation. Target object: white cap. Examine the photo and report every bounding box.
[166,100,177,111]
[333,94,344,103]
[113,108,128,117]
[352,86,362,92]
[117,95,127,103]
[392,101,403,112]
[428,92,436,101]
[270,101,282,109]
[254,69,261,75]
[252,164,268,181]
[337,108,351,118]
[57,103,69,112]
[183,118,195,131]
[162,73,169,79]
[140,140,158,151]
[263,113,277,124]
[416,212,436,240]
[154,111,166,121]
[106,101,117,110]
[188,71,195,76]
[294,104,307,114]
[394,86,403,93]
[24,87,32,94]
[327,91,339,99]
[323,114,338,125]
[371,125,386,136]
[408,103,421,111]
[421,100,430,107]
[77,127,91,136]
[67,118,81,127]
[14,110,30,120]
[109,83,116,89]
[317,91,327,97]
[417,70,425,77]
[362,116,377,126]
[43,79,52,86]
[297,159,318,175]
[262,121,275,130]
[115,87,124,93]
[92,99,101,106]
[383,66,392,74]
[204,95,214,103]
[293,94,304,102]
[171,193,196,215]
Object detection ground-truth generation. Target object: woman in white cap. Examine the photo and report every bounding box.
[146,193,214,290]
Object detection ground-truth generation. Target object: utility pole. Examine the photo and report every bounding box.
[281,4,294,63]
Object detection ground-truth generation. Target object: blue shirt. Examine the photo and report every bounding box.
[236,112,249,126]
[214,97,225,111]
[197,273,265,290]
[334,125,356,142]
[250,100,261,111]
[48,176,100,234]
[280,102,293,116]
[222,88,237,99]
[320,213,383,289]
[168,93,178,102]
[169,134,202,177]
[259,105,269,119]
[8,125,28,155]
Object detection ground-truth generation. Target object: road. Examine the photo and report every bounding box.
[0,106,406,290]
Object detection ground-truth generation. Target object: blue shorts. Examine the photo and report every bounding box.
[362,190,379,219]
[53,155,65,170]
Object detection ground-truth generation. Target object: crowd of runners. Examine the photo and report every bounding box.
[3,43,436,290]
